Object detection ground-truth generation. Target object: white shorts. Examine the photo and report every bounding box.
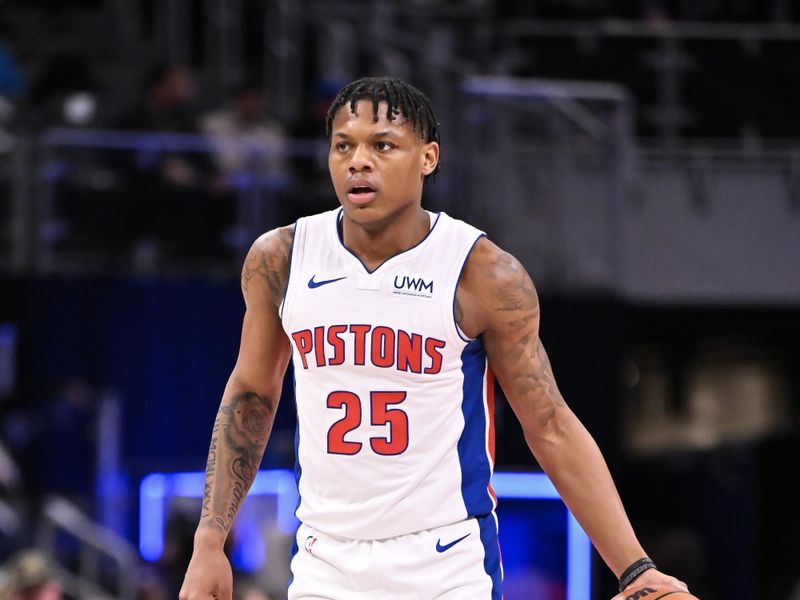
[288,513,503,600]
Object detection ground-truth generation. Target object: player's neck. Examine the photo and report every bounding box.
[341,206,431,272]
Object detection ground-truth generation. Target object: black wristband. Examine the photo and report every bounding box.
[618,557,657,593]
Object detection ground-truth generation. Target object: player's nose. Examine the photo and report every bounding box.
[348,145,374,172]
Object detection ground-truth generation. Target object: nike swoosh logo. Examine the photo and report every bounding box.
[435,533,471,553]
[308,275,347,289]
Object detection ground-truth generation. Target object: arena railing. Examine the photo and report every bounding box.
[38,496,138,600]
[4,118,800,300]
[27,127,326,275]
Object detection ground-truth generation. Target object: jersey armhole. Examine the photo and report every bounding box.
[279,221,299,322]
[451,233,486,344]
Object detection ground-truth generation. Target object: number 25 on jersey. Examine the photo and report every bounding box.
[327,391,408,456]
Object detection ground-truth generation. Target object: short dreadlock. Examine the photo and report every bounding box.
[325,77,441,177]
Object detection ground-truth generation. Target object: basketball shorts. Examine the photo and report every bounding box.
[288,512,503,600]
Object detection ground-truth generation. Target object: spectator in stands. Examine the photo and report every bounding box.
[116,63,197,134]
[1,377,98,516]
[111,64,225,268]
[0,550,62,600]
[113,63,206,189]
[290,77,342,182]
[33,379,97,512]
[200,78,290,192]
[280,77,345,224]
[27,53,100,129]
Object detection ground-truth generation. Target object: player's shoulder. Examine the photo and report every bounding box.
[242,224,295,306]
[457,236,538,336]
[251,224,294,258]
[462,236,529,291]
[248,208,337,269]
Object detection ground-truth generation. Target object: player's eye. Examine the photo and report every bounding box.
[335,142,350,152]
[375,141,393,151]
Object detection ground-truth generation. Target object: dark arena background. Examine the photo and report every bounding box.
[0,1,799,599]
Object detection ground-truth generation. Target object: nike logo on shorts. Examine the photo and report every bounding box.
[435,533,471,553]
[308,275,347,289]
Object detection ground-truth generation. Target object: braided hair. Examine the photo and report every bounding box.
[325,77,441,177]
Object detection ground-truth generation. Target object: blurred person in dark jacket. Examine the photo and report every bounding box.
[111,63,224,268]
[114,63,204,188]
[1,378,97,513]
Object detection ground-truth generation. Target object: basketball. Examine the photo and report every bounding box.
[621,583,700,600]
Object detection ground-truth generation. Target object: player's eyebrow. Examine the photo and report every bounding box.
[332,130,403,139]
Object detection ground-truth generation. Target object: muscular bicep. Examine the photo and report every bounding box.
[461,240,567,438]
[231,298,291,400]
[230,227,294,400]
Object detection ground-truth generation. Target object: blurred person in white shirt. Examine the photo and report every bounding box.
[201,79,290,193]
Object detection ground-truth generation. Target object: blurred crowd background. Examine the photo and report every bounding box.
[0,0,799,599]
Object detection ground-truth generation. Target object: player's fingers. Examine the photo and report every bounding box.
[610,576,689,599]
[218,586,233,600]
[663,576,689,592]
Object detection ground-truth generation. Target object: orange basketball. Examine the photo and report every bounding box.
[620,583,700,600]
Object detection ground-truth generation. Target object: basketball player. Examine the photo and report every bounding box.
[179,77,690,600]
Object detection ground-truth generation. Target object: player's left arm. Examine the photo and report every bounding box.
[457,237,689,596]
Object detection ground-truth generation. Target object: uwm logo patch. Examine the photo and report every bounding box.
[392,275,434,299]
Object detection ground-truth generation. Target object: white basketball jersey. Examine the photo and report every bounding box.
[280,208,497,540]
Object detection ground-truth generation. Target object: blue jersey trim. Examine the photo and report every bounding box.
[335,207,442,275]
[477,512,503,600]
[452,233,486,343]
[292,370,302,515]
[279,222,297,320]
[457,340,494,517]
[288,369,301,590]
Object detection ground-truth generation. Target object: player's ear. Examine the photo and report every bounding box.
[421,142,439,177]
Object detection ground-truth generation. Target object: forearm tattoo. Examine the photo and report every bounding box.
[199,228,291,534]
[199,391,276,534]
[241,226,293,305]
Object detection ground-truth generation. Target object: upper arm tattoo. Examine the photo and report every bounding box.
[491,252,539,321]
[487,251,565,428]
[241,226,293,306]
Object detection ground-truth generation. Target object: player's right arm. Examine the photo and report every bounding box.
[180,226,294,600]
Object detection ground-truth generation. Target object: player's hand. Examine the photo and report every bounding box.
[178,545,233,600]
[610,569,690,600]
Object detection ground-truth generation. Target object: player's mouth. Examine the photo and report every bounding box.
[346,179,377,205]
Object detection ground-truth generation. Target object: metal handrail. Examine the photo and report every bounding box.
[501,18,800,42]
[41,127,323,157]
[462,76,633,144]
[38,496,138,600]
